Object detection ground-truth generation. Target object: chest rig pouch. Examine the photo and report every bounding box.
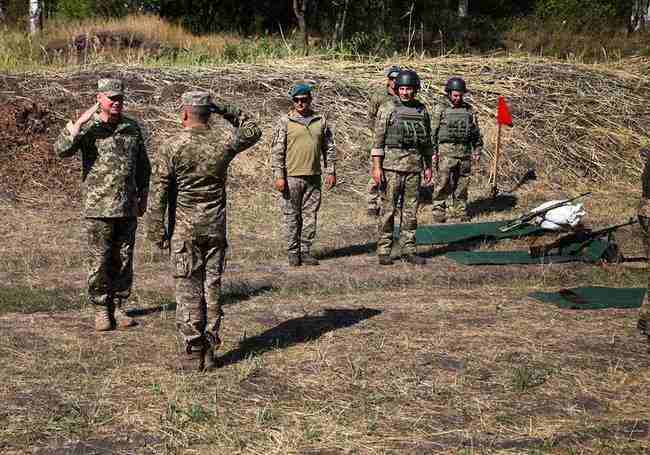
[438,107,473,143]
[385,104,429,149]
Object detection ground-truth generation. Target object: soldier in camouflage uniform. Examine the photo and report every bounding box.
[431,77,483,223]
[146,91,261,372]
[638,148,650,342]
[271,83,336,267]
[54,79,150,332]
[372,70,433,266]
[366,65,400,217]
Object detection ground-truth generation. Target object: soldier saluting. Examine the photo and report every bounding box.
[146,91,261,372]
[372,70,433,266]
[54,78,150,332]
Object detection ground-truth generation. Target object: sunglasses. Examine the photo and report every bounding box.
[106,95,124,102]
[292,96,310,104]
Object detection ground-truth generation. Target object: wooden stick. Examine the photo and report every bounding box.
[490,122,502,197]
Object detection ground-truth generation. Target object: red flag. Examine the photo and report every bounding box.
[496,96,513,127]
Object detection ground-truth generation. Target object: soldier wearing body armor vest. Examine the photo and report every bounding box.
[366,65,400,217]
[431,77,484,223]
[371,70,433,265]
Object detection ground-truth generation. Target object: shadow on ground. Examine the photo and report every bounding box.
[127,281,274,316]
[219,307,381,367]
[466,193,518,218]
[318,242,377,259]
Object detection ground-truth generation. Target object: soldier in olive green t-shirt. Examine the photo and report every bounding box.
[270,83,336,267]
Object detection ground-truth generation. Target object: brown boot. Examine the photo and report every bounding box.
[95,305,114,332]
[177,341,206,373]
[203,334,221,371]
[114,299,136,328]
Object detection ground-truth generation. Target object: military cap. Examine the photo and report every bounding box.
[384,65,401,79]
[181,90,214,106]
[288,83,313,99]
[97,78,124,96]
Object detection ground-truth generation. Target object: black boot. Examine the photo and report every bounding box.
[402,254,426,265]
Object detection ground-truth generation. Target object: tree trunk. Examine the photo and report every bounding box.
[333,0,350,44]
[29,0,42,34]
[458,0,469,18]
[630,0,650,32]
[292,0,309,54]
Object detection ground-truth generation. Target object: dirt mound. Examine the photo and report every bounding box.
[0,100,79,202]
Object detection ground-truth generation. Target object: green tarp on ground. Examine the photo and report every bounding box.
[528,287,646,309]
[446,239,611,265]
[404,221,544,246]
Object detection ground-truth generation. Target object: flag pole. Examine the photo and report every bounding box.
[490,121,502,198]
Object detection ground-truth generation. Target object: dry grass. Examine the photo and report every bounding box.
[1,57,650,453]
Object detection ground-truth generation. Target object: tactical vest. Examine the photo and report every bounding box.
[438,106,473,144]
[385,102,429,149]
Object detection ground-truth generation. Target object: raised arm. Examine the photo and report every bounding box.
[53,103,99,158]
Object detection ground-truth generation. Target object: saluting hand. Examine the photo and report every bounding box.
[69,102,99,136]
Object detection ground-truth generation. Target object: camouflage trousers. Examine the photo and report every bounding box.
[83,217,137,307]
[639,215,650,323]
[377,171,420,256]
[172,235,226,349]
[432,155,472,215]
[280,175,322,255]
[368,158,383,211]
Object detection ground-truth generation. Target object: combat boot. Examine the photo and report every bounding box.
[432,209,447,224]
[301,252,320,266]
[94,305,114,332]
[378,255,393,265]
[114,298,137,328]
[638,318,649,335]
[203,334,222,371]
[177,340,206,373]
[402,254,426,265]
[288,253,301,267]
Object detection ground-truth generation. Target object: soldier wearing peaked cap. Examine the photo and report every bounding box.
[54,78,151,332]
[146,91,262,372]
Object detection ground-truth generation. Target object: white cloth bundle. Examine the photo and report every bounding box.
[531,200,586,231]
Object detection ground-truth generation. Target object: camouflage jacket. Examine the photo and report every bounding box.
[371,98,433,173]
[146,105,262,245]
[54,114,150,218]
[367,88,395,129]
[270,110,336,180]
[432,98,483,158]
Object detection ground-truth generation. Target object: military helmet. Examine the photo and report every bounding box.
[394,70,421,91]
[444,77,467,94]
[384,65,401,79]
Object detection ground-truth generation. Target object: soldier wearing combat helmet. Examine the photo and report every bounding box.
[146,91,261,372]
[366,64,400,217]
[431,76,484,223]
[372,69,433,265]
[54,78,150,332]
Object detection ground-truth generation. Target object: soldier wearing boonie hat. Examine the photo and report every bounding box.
[365,65,401,217]
[53,78,150,332]
[146,90,262,372]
